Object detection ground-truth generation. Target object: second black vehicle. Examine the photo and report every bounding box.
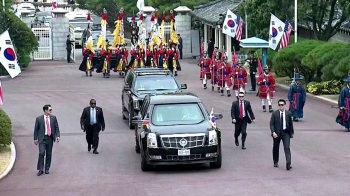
[121,68,187,129]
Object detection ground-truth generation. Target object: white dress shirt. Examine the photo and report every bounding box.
[280,111,286,130]
[90,107,96,124]
[240,101,245,117]
[44,115,50,135]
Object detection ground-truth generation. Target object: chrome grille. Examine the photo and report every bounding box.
[166,154,202,161]
[160,133,205,149]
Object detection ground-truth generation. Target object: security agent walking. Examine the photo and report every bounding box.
[66,35,74,63]
[33,104,60,176]
[246,51,258,91]
[270,99,294,170]
[177,34,183,59]
[231,91,255,149]
[80,99,105,154]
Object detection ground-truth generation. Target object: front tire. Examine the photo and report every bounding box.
[128,110,135,129]
[210,147,222,169]
[141,150,152,172]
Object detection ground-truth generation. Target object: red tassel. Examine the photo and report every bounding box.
[87,13,91,21]
[154,11,158,19]
[132,14,135,21]
[118,11,124,20]
[139,14,144,21]
[170,13,174,20]
[102,13,107,20]
[150,15,155,22]
[161,14,166,21]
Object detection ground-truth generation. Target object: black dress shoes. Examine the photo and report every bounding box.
[45,170,49,174]
[88,145,91,152]
[274,163,279,167]
[242,146,246,150]
[93,150,99,154]
[286,163,292,170]
[235,139,239,146]
[37,170,43,176]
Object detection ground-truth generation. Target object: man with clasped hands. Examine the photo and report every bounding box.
[270,99,294,170]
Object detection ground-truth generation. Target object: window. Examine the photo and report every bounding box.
[151,103,205,126]
[133,76,179,92]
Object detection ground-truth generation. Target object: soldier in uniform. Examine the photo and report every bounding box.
[114,44,122,72]
[210,52,221,92]
[153,45,159,67]
[336,75,350,131]
[145,45,153,67]
[173,45,181,76]
[246,51,258,91]
[137,46,146,68]
[218,56,233,97]
[166,43,175,74]
[232,60,248,100]
[104,48,112,78]
[79,48,94,77]
[287,73,306,121]
[158,44,167,68]
[257,66,276,112]
[128,45,137,69]
[198,51,211,89]
[121,43,128,76]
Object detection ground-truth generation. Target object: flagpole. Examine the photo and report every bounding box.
[294,0,297,43]
[245,11,248,39]
[2,0,5,11]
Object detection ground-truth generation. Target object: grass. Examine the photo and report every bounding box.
[0,145,11,175]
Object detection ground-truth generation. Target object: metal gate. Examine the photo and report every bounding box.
[32,27,53,60]
[158,24,171,43]
[69,24,76,62]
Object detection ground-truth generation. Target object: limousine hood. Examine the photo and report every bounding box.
[150,121,213,135]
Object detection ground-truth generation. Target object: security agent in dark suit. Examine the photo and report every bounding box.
[66,35,74,63]
[80,99,105,154]
[33,104,60,176]
[246,51,258,91]
[231,91,255,149]
[270,99,294,170]
[177,34,183,59]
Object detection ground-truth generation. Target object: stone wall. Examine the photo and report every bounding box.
[175,14,191,56]
[51,14,70,61]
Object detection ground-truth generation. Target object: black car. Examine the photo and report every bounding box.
[122,68,187,129]
[132,92,223,171]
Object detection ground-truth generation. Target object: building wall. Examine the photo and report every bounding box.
[298,26,350,43]
[175,13,192,56]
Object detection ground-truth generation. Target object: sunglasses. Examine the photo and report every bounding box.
[90,103,96,105]
[238,96,244,98]
[278,104,285,106]
[48,109,52,111]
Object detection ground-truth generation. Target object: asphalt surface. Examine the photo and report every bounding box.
[0,49,350,196]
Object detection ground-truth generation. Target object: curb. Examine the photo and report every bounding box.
[0,75,10,79]
[0,141,17,180]
[276,83,337,105]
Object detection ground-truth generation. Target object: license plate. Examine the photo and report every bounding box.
[178,149,190,156]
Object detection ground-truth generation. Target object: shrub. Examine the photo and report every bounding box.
[333,55,350,78]
[306,80,342,95]
[272,40,324,83]
[0,108,12,146]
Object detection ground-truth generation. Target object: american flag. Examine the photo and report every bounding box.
[279,19,293,50]
[235,15,244,41]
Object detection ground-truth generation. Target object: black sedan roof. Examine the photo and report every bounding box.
[149,93,201,104]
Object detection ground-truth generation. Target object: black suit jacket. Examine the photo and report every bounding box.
[178,37,183,49]
[80,107,105,131]
[231,100,255,123]
[270,110,294,137]
[34,115,60,143]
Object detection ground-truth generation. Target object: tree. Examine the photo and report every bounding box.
[272,40,323,83]
[0,108,12,146]
[299,0,350,41]
[319,44,350,81]
[301,42,345,80]
[237,0,294,39]
[334,56,350,78]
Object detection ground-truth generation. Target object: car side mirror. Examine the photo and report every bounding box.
[181,84,187,89]
[213,113,223,120]
[131,116,141,124]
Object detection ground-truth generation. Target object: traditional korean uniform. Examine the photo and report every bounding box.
[114,45,123,72]
[232,60,248,100]
[173,47,181,76]
[145,46,153,67]
[79,48,94,77]
[217,56,233,97]
[104,49,112,78]
[336,76,350,131]
[128,47,137,69]
[121,44,128,76]
[287,73,306,121]
[153,46,159,67]
[166,46,175,74]
[198,51,212,89]
[137,48,145,68]
[96,48,106,74]
[210,55,220,92]
[257,66,275,112]
[158,44,167,68]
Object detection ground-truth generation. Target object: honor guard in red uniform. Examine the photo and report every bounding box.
[232,60,248,100]
[114,44,122,72]
[145,45,153,67]
[79,48,94,77]
[137,47,146,67]
[153,45,159,67]
[218,56,233,96]
[198,51,212,89]
[210,53,220,92]
[121,43,128,76]
[158,44,166,68]
[128,46,137,69]
[104,48,112,78]
[257,66,276,112]
[173,46,180,76]
[166,44,176,74]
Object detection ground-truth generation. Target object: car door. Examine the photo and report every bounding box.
[137,98,150,140]
[123,73,133,110]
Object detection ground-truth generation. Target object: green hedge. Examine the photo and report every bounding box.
[306,80,342,95]
[0,108,12,146]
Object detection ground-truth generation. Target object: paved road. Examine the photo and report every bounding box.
[0,51,350,196]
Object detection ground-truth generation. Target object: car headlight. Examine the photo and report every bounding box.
[208,130,218,145]
[132,96,139,110]
[147,133,158,148]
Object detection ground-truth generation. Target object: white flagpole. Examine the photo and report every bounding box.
[245,11,248,39]
[294,0,297,43]
[2,0,5,11]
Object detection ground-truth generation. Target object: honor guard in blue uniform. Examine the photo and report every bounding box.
[336,75,350,131]
[287,73,306,121]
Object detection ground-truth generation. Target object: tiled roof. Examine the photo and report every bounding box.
[188,0,242,26]
[298,19,350,32]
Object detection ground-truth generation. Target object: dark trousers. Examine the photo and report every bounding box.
[37,135,53,171]
[86,124,100,150]
[273,132,291,164]
[234,117,248,144]
[179,48,183,59]
[67,49,71,63]
[250,72,256,90]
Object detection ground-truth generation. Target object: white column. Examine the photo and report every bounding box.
[218,30,222,48]
[215,28,219,45]
[226,35,232,62]
[204,23,208,51]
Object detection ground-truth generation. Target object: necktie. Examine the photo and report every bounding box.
[239,101,243,119]
[46,116,51,136]
[280,112,284,130]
